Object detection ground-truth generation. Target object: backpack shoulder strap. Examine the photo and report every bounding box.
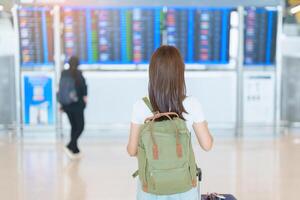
[142,97,154,113]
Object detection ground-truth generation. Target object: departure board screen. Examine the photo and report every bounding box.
[62,7,88,63]
[193,8,230,63]
[61,6,231,65]
[62,7,161,64]
[18,7,54,67]
[165,8,231,64]
[244,8,278,65]
[165,8,190,61]
[90,9,121,63]
[122,8,162,63]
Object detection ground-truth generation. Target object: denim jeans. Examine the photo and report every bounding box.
[137,180,198,200]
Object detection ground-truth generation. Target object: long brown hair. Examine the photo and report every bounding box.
[148,45,187,119]
[68,56,80,84]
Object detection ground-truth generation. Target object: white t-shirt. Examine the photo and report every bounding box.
[131,96,205,131]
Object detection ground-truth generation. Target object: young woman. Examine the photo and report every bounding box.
[61,56,88,159]
[127,46,213,199]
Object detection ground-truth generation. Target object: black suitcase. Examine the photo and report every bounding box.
[201,194,237,200]
[197,168,237,200]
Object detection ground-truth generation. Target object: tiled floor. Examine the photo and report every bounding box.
[0,131,300,200]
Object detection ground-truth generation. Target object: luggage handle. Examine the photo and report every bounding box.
[196,167,202,182]
[197,167,202,200]
[197,169,228,200]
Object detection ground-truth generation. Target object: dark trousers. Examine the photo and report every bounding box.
[65,109,84,153]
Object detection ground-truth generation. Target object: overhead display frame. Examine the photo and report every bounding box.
[243,7,278,66]
[62,6,162,65]
[13,3,282,134]
[17,6,54,68]
[17,0,283,8]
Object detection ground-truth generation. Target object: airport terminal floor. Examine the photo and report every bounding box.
[1,130,299,200]
[2,0,300,199]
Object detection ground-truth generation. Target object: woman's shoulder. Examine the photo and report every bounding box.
[184,96,202,105]
[183,96,204,112]
[183,96,205,122]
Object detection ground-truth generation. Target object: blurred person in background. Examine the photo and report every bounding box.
[58,56,88,159]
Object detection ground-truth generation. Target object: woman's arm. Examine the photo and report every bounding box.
[193,121,213,151]
[127,123,140,156]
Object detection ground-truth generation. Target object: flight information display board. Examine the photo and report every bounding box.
[165,8,190,61]
[165,8,231,64]
[62,7,88,63]
[193,8,230,64]
[62,7,161,64]
[90,8,121,63]
[122,8,162,63]
[61,6,231,66]
[244,8,278,66]
[18,7,54,67]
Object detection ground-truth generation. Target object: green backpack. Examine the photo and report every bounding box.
[133,97,198,195]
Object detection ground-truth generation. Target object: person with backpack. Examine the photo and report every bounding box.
[58,56,88,159]
[127,45,213,200]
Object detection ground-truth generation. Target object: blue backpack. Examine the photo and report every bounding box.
[58,71,78,105]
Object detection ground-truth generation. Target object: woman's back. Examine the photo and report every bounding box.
[132,96,204,200]
[127,46,213,200]
[61,69,87,111]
